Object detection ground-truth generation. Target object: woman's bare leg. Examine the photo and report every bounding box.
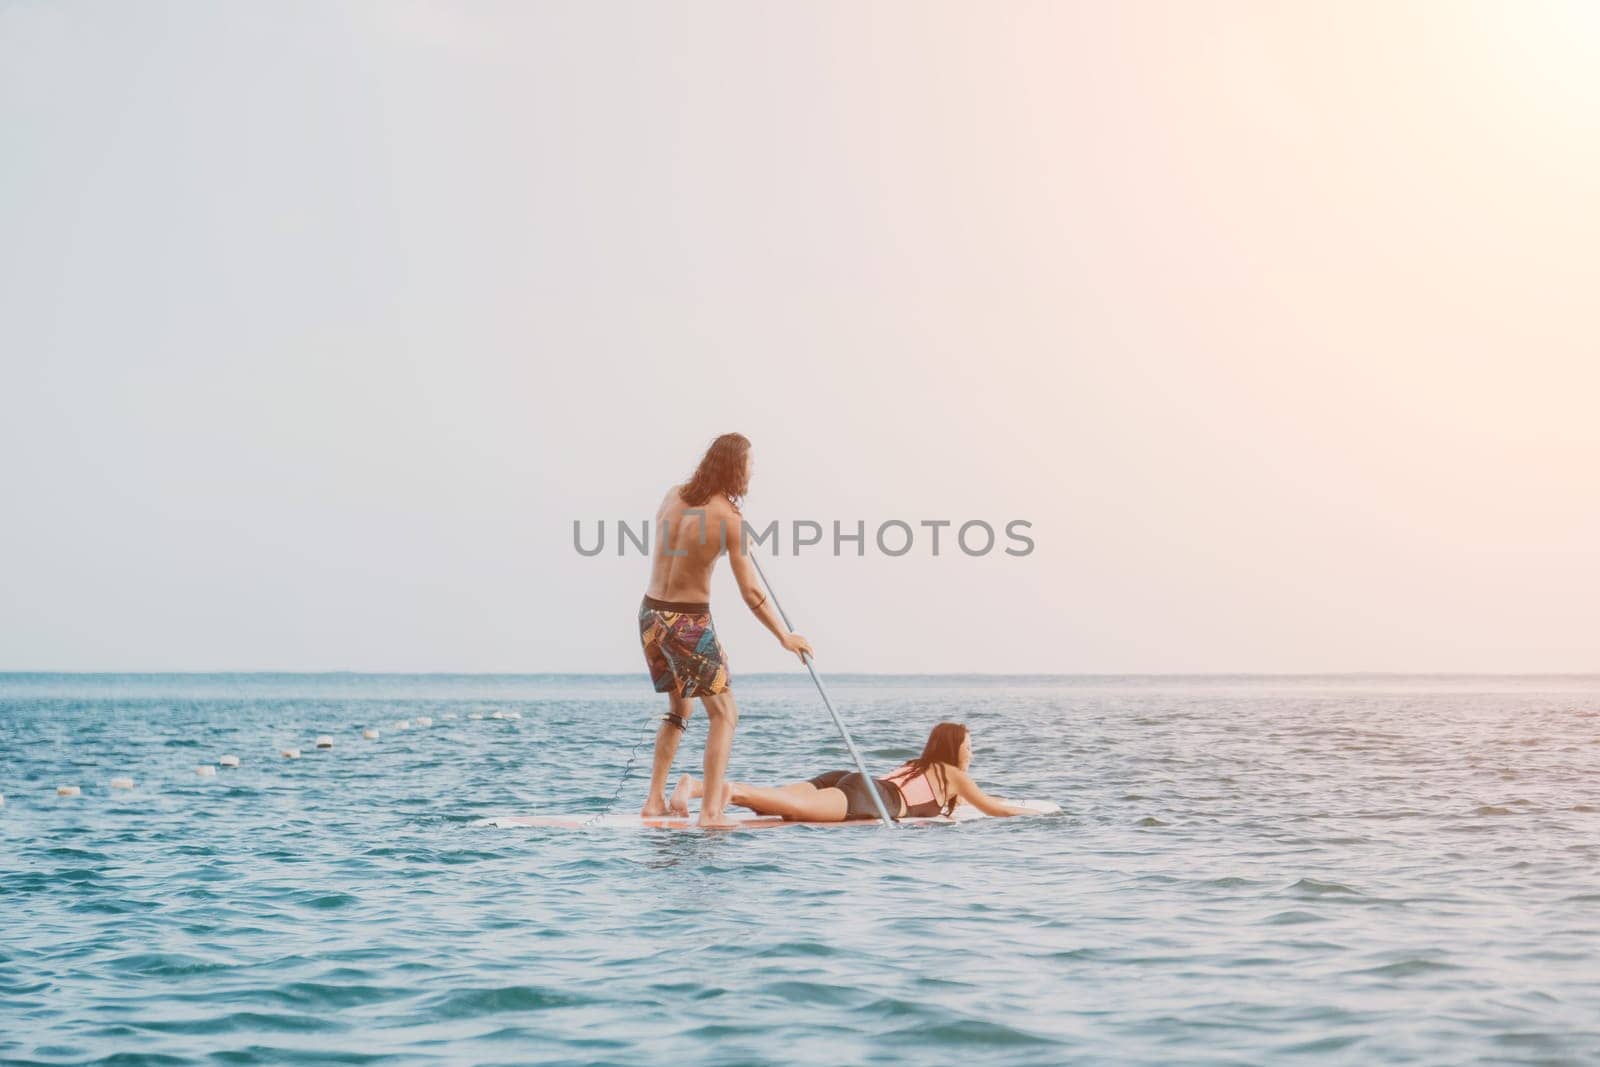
[731,782,849,822]
[672,775,822,815]
[669,772,703,813]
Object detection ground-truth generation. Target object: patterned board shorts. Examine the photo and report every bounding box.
[639,595,730,698]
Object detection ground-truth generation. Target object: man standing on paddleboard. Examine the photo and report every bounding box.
[638,433,813,828]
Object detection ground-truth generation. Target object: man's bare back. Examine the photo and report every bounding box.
[644,486,738,604]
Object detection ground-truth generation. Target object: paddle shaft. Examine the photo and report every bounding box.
[749,554,896,828]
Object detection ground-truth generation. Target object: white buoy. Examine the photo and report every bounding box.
[110,777,135,790]
[362,728,380,740]
[414,716,433,728]
[316,735,333,749]
[196,764,216,777]
[57,785,81,797]
[468,713,484,720]
[281,748,301,759]
[395,719,411,729]
[219,755,240,768]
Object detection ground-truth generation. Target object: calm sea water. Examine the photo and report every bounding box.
[3,673,1600,1065]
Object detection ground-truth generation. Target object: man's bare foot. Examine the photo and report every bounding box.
[696,783,738,828]
[669,774,696,816]
[640,796,669,817]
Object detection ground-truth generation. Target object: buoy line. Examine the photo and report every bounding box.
[6,709,522,806]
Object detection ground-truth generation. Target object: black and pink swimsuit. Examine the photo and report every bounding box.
[807,764,946,820]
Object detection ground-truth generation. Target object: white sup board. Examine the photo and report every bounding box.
[476,798,1059,831]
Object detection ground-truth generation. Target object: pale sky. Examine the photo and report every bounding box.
[2,1,1596,673]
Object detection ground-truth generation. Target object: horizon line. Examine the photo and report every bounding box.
[3,670,1600,678]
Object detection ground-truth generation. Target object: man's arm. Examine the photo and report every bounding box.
[726,510,814,662]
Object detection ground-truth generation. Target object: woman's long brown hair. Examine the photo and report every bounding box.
[679,432,751,507]
[890,721,968,816]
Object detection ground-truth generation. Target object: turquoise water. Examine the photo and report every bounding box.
[4,673,1600,1065]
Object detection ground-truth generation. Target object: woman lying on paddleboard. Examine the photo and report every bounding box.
[669,721,1036,821]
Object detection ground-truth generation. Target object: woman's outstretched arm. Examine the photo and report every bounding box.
[947,767,1034,817]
